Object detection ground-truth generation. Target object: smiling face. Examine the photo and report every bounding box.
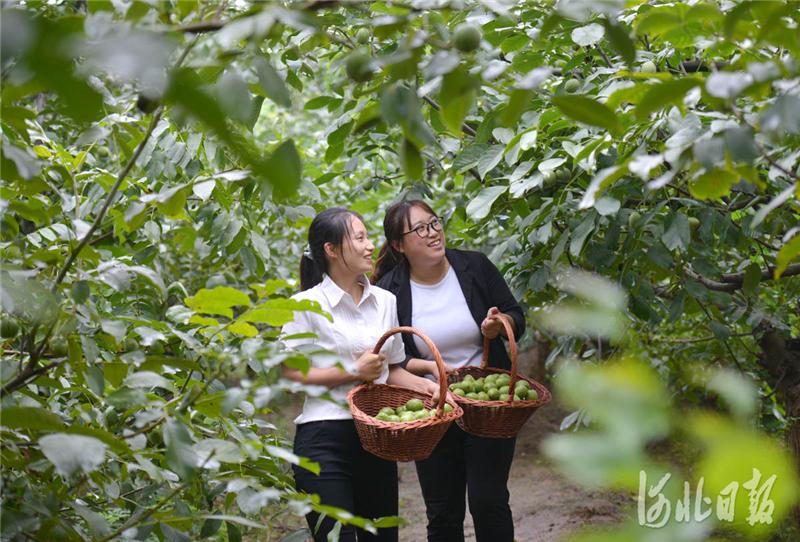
[396,204,446,268]
[326,215,374,276]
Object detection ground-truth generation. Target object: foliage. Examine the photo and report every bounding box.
[1,0,799,540]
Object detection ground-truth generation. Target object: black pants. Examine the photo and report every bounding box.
[414,424,516,542]
[292,420,398,542]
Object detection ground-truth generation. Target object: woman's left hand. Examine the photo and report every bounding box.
[427,379,453,405]
[480,307,506,339]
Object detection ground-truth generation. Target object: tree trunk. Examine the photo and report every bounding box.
[757,326,800,523]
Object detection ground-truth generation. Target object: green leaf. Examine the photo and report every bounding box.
[228,320,258,337]
[304,96,335,110]
[689,168,738,200]
[66,425,131,455]
[439,67,477,135]
[635,78,702,119]
[775,234,800,279]
[255,57,291,108]
[579,165,628,209]
[242,298,331,325]
[380,84,433,147]
[476,145,504,179]
[551,96,621,134]
[688,413,800,534]
[39,434,107,477]
[0,407,64,431]
[164,419,197,481]
[226,522,242,542]
[466,185,507,221]
[185,287,251,318]
[266,139,302,199]
[709,320,730,341]
[742,263,761,295]
[707,369,758,420]
[724,126,758,164]
[602,19,635,67]
[761,95,800,135]
[661,212,691,252]
[399,138,423,180]
[73,503,111,538]
[569,215,596,257]
[9,14,105,122]
[216,69,253,124]
[266,444,320,475]
[124,371,175,390]
[453,144,489,173]
[571,23,605,46]
[283,355,311,376]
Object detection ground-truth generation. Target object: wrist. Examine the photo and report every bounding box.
[346,364,361,382]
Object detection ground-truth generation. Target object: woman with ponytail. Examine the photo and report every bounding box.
[281,207,438,542]
[374,200,525,542]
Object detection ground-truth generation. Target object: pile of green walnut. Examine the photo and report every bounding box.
[373,398,453,422]
[449,373,538,401]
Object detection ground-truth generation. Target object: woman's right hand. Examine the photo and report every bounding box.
[353,351,385,381]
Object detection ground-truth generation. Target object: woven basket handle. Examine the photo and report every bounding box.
[480,310,520,403]
[372,326,448,415]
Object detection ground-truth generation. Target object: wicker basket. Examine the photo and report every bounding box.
[347,326,463,462]
[448,316,550,438]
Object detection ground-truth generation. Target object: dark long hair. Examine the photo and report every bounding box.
[371,199,439,284]
[300,207,363,291]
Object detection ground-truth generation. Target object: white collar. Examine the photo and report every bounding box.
[319,274,374,307]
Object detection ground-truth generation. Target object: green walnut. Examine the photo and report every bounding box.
[640,60,657,73]
[453,24,481,53]
[564,78,580,93]
[356,28,370,44]
[345,50,374,82]
[50,338,68,357]
[688,217,701,230]
[628,211,642,229]
[444,179,455,190]
[1,317,19,339]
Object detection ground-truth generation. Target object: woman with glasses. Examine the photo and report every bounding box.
[281,207,441,542]
[372,200,525,542]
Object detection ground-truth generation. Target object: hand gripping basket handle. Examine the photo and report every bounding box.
[372,326,449,415]
[480,312,520,403]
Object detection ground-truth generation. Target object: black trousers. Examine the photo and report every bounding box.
[292,420,398,542]
[414,424,516,542]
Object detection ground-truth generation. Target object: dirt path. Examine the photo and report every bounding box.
[397,400,631,541]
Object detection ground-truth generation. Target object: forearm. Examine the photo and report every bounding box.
[404,357,437,377]
[282,365,357,389]
[388,365,437,394]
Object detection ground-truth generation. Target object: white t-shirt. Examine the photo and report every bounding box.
[410,266,483,373]
[281,274,405,425]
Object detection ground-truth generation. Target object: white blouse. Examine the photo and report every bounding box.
[281,274,405,424]
[410,266,483,373]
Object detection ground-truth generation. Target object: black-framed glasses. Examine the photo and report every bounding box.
[402,217,443,238]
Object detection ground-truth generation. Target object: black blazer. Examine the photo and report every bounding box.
[376,248,525,371]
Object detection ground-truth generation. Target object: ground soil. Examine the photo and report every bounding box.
[396,398,631,542]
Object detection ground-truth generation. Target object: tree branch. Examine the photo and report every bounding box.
[685,263,800,292]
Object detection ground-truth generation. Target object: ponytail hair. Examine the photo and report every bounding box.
[300,207,363,291]
[371,199,439,284]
